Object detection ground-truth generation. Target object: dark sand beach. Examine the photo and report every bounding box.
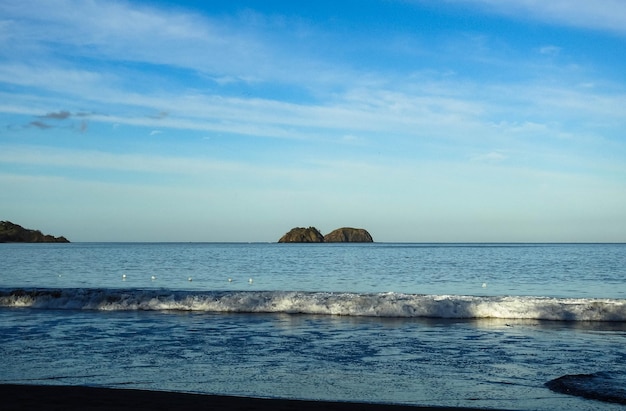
[1,384,510,411]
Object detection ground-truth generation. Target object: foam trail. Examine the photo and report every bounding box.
[1,288,625,321]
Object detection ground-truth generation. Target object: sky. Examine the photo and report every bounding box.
[1,0,625,242]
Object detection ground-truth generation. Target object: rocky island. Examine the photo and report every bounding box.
[278,227,325,243]
[323,227,373,243]
[278,227,373,243]
[0,221,70,243]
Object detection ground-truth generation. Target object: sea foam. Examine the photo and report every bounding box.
[1,288,624,321]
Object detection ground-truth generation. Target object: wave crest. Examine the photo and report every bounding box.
[1,288,625,321]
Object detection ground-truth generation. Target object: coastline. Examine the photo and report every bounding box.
[0,384,510,411]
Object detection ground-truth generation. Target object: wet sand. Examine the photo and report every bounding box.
[0,384,510,410]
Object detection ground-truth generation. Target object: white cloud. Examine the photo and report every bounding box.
[539,45,561,56]
[340,134,359,143]
[0,63,107,94]
[455,0,626,35]
[0,0,349,90]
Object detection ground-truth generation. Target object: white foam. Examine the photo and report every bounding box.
[0,288,625,321]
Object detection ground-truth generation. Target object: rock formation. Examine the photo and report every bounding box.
[278,226,373,243]
[0,221,70,243]
[323,227,373,243]
[278,227,324,243]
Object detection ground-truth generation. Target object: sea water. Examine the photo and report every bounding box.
[0,242,625,410]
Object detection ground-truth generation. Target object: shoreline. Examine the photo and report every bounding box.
[0,384,511,411]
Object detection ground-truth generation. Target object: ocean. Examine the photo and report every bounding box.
[1,242,625,410]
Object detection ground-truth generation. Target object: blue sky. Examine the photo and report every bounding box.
[1,0,625,242]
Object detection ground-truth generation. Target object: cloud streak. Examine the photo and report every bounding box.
[18,109,92,131]
[28,120,52,129]
[455,0,626,35]
[40,110,71,120]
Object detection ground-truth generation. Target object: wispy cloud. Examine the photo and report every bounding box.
[538,45,561,56]
[0,63,109,95]
[16,109,92,132]
[149,111,169,120]
[40,110,71,120]
[455,0,626,35]
[28,120,52,129]
[0,0,336,90]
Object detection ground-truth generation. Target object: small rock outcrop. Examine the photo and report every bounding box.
[324,227,373,243]
[278,227,324,243]
[278,226,373,243]
[0,221,70,243]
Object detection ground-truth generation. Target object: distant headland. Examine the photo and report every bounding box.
[278,227,373,243]
[0,221,70,243]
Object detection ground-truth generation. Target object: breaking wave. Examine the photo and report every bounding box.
[1,288,625,321]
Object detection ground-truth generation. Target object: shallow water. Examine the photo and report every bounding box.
[1,309,625,410]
